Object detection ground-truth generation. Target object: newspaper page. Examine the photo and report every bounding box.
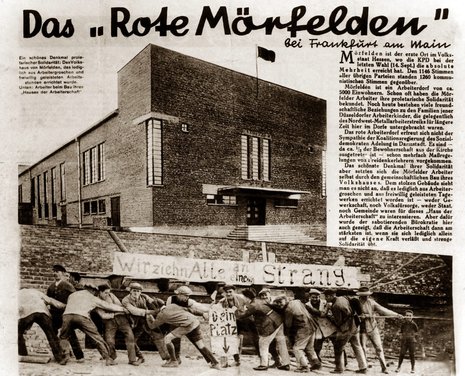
[1,0,464,375]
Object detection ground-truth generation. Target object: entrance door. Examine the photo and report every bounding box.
[110,196,121,228]
[60,205,67,226]
[246,198,266,225]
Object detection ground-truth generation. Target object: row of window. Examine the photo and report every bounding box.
[83,199,106,215]
[82,143,105,185]
[29,163,66,219]
[206,195,298,208]
[241,134,271,181]
[146,119,273,187]
[23,120,323,220]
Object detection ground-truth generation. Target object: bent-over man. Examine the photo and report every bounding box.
[236,288,290,371]
[60,283,126,366]
[147,285,220,369]
[18,288,67,365]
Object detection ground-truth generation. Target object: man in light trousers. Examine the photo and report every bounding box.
[357,286,402,374]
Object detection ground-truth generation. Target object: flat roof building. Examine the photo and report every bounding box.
[18,44,327,241]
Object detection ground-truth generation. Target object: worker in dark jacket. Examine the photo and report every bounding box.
[325,289,367,374]
[121,282,169,364]
[236,288,290,371]
[275,295,321,372]
[46,264,84,362]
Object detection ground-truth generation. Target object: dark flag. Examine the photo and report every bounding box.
[257,46,276,62]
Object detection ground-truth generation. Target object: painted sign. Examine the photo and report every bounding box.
[254,262,360,288]
[209,304,239,356]
[113,252,254,284]
[113,252,360,288]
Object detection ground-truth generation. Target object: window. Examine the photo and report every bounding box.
[18,184,23,203]
[83,199,106,216]
[274,198,298,208]
[37,175,41,218]
[91,201,98,214]
[83,150,90,185]
[31,177,35,206]
[262,139,270,181]
[241,134,271,181]
[147,119,163,185]
[51,167,57,217]
[97,143,105,181]
[322,150,327,198]
[98,199,106,214]
[206,194,236,206]
[43,171,49,218]
[82,143,105,186]
[90,147,97,183]
[60,162,66,200]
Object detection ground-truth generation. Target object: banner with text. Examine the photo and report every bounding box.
[113,252,360,288]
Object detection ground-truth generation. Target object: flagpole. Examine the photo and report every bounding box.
[255,44,259,98]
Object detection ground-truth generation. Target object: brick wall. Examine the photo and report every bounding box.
[20,225,451,295]
[144,45,327,226]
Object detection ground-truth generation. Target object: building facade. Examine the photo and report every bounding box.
[18,44,327,236]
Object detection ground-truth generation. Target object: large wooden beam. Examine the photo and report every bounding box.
[19,355,51,364]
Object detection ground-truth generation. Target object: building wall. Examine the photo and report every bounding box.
[143,45,326,226]
[19,44,326,229]
[18,142,78,225]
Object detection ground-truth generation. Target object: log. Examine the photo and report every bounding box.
[19,355,51,364]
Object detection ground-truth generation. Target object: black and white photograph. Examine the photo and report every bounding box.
[1,1,464,375]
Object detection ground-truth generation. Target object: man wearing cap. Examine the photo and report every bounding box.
[46,264,84,362]
[146,285,220,369]
[121,282,170,364]
[60,283,128,366]
[357,286,402,374]
[236,288,290,371]
[324,289,367,374]
[305,288,338,361]
[219,284,254,366]
[165,285,212,365]
[97,284,140,366]
[18,288,68,365]
[254,288,284,369]
[68,272,84,290]
[274,295,321,372]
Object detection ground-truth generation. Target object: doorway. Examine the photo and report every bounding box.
[246,198,266,225]
[110,196,121,228]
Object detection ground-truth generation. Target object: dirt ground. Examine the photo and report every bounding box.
[17,349,455,376]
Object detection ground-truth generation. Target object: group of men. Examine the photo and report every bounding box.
[18,264,220,369]
[218,284,416,374]
[19,265,419,374]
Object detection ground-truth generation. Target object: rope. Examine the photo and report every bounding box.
[362,315,453,321]
[369,254,423,288]
[374,265,446,288]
